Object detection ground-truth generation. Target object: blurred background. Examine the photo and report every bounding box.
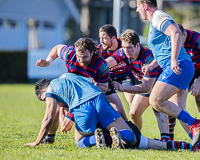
[0,0,200,83]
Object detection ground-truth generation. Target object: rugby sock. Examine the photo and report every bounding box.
[119,129,135,144]
[77,135,96,148]
[167,141,192,150]
[177,110,195,126]
[160,133,170,142]
[169,117,176,141]
[46,134,55,139]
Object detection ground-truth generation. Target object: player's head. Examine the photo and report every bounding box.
[121,29,140,60]
[99,24,117,50]
[75,37,99,66]
[136,0,157,20]
[35,79,51,101]
[177,23,187,44]
[136,0,157,7]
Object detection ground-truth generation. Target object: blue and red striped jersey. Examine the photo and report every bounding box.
[59,45,109,83]
[97,38,132,77]
[183,29,200,71]
[110,46,162,81]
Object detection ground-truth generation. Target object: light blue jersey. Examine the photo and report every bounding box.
[45,73,102,112]
[148,10,190,69]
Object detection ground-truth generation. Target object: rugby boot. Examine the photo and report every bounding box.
[109,127,124,149]
[190,119,200,146]
[94,128,106,148]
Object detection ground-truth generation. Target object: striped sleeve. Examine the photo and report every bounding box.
[59,45,75,61]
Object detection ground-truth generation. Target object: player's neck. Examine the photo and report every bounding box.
[147,7,158,22]
[109,39,118,52]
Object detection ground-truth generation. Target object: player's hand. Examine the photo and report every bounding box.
[60,117,74,134]
[24,142,38,147]
[189,79,200,96]
[112,81,124,92]
[171,59,182,75]
[35,59,50,67]
[142,64,153,75]
[91,78,98,86]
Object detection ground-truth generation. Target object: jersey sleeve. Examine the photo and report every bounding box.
[45,86,58,100]
[110,49,125,64]
[59,45,75,61]
[96,59,110,83]
[152,10,174,33]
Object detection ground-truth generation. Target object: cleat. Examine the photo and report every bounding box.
[109,127,124,149]
[41,137,55,144]
[94,128,106,148]
[192,144,200,152]
[190,119,200,146]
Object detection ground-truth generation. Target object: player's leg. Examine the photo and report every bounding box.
[195,95,200,115]
[129,94,149,130]
[123,92,135,106]
[153,109,170,141]
[145,138,192,150]
[106,93,128,121]
[150,81,200,146]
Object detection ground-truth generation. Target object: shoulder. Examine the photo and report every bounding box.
[152,10,174,31]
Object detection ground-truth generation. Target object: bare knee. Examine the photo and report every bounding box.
[149,96,163,111]
[129,109,141,120]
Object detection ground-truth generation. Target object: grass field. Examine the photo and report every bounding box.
[0,84,200,160]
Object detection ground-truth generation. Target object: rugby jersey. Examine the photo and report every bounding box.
[98,38,132,77]
[59,45,109,83]
[110,46,162,81]
[183,29,200,71]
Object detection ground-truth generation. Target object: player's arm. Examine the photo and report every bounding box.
[35,44,66,67]
[142,59,159,75]
[105,56,118,68]
[189,77,200,96]
[91,78,108,93]
[112,76,156,94]
[25,97,57,146]
[164,23,182,75]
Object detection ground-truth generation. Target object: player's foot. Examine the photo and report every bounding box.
[192,144,200,152]
[109,127,124,149]
[41,137,55,144]
[94,128,106,148]
[190,119,200,146]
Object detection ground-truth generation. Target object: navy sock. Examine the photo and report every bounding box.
[177,110,195,126]
[119,129,135,144]
[77,135,96,148]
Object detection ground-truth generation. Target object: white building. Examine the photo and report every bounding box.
[0,0,80,51]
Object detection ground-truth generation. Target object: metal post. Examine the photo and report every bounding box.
[113,0,121,36]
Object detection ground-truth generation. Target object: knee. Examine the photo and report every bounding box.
[149,96,163,111]
[129,109,140,120]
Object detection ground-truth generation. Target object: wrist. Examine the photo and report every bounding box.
[46,57,53,64]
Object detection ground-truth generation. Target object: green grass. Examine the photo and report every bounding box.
[0,84,199,160]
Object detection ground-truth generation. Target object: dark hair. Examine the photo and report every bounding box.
[74,37,101,56]
[177,23,185,34]
[121,29,140,46]
[137,0,157,7]
[99,24,117,38]
[35,79,51,101]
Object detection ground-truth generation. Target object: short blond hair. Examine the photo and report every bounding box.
[121,29,140,46]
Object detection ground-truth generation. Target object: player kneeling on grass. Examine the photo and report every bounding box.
[25,73,199,151]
